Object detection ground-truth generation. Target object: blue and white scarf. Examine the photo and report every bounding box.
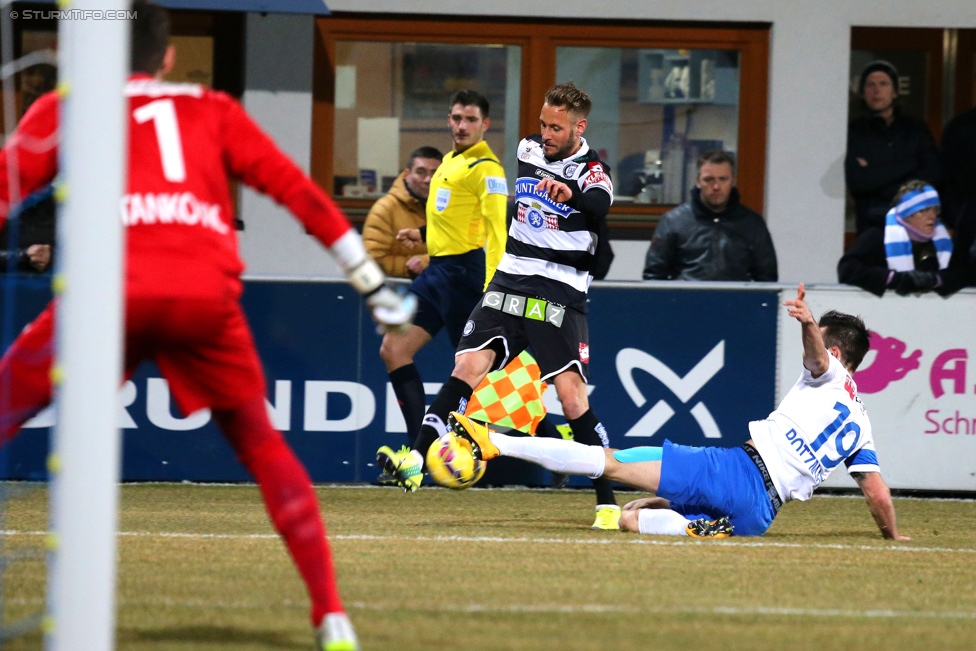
[883,186,952,271]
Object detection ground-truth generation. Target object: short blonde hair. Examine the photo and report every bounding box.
[543,82,592,120]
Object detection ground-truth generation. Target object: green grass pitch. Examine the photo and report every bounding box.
[2,484,975,650]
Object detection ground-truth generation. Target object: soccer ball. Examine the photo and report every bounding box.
[425,433,486,490]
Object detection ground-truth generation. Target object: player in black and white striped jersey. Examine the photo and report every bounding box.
[382,82,621,529]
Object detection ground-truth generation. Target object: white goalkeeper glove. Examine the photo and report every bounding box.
[366,284,417,334]
[332,231,417,334]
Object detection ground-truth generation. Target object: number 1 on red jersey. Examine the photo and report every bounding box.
[134,98,187,183]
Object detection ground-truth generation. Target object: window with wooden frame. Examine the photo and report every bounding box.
[2,7,244,129]
[313,15,769,234]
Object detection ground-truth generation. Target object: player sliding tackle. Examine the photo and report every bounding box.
[450,285,909,539]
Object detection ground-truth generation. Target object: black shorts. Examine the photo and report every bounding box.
[409,250,485,347]
[456,284,589,382]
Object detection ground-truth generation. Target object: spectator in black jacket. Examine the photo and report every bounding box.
[846,60,940,234]
[0,186,55,273]
[642,149,777,282]
[940,105,976,287]
[838,180,956,297]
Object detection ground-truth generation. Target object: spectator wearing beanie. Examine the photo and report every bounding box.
[845,60,940,234]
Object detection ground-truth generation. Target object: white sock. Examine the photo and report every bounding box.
[410,449,424,467]
[492,433,606,478]
[637,509,691,536]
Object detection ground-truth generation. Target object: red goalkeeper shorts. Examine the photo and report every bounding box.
[1,296,266,425]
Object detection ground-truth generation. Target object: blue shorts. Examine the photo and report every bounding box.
[409,249,485,347]
[657,440,777,536]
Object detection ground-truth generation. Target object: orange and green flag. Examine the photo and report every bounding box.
[465,351,547,434]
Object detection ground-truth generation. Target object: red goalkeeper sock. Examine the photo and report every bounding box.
[214,398,343,625]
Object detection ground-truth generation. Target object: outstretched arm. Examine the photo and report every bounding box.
[783,284,830,377]
[853,472,909,540]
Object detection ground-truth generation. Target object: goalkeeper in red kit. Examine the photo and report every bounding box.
[0,3,412,650]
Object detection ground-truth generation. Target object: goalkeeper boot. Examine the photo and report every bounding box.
[316,612,359,651]
[686,516,734,538]
[375,445,423,493]
[448,412,499,461]
[591,504,621,530]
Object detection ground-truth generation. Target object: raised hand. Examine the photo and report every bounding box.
[783,283,815,324]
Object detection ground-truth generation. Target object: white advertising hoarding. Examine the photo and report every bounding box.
[777,286,976,491]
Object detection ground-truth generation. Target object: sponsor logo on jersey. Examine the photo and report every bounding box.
[520,142,539,161]
[435,187,451,212]
[563,163,579,177]
[783,427,827,483]
[486,176,508,195]
[463,320,475,337]
[120,192,229,235]
[516,202,560,231]
[534,168,555,180]
[526,208,547,231]
[579,342,590,363]
[581,161,611,192]
[482,291,565,327]
[514,178,573,218]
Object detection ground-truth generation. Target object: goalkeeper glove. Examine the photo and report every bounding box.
[333,231,417,333]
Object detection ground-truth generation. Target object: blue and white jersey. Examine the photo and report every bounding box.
[492,135,613,312]
[749,354,880,503]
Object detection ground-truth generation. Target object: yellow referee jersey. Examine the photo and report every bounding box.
[426,140,508,289]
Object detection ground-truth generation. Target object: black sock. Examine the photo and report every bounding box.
[415,376,474,461]
[536,415,561,439]
[389,364,426,445]
[568,409,616,506]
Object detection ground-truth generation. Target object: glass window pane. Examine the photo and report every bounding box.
[556,46,740,205]
[333,41,521,199]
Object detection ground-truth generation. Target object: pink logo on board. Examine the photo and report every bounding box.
[853,331,922,394]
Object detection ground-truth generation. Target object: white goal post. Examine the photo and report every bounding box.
[46,2,129,650]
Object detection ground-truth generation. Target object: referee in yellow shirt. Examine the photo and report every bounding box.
[379,90,508,446]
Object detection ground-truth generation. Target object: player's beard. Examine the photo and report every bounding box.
[544,137,579,163]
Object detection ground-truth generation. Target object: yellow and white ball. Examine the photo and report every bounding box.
[425,434,486,490]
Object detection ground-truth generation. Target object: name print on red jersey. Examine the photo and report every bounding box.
[120,191,228,235]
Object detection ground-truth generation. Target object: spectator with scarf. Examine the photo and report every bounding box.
[838,181,956,296]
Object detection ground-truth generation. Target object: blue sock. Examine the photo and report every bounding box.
[612,446,663,463]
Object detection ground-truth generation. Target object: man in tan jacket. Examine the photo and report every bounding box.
[363,146,442,278]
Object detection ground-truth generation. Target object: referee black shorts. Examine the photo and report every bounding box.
[408,249,485,347]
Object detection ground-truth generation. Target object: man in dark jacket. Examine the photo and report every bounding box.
[0,186,55,273]
[642,149,777,281]
[845,60,940,234]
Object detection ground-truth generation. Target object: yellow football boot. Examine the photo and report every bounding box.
[447,412,500,461]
